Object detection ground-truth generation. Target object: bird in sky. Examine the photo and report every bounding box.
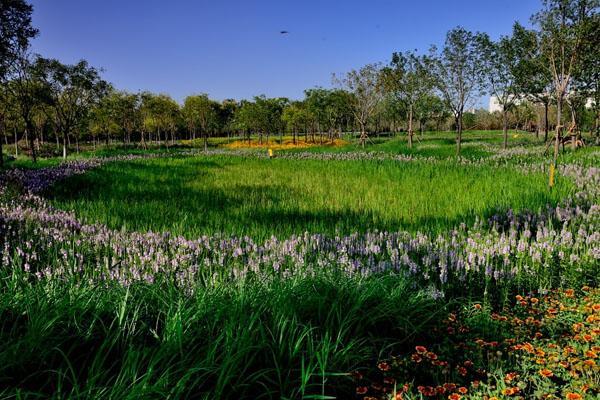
[280,30,289,34]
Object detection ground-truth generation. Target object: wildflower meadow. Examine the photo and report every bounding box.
[0,133,598,398]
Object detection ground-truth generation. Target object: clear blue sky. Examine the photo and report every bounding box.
[29,0,541,104]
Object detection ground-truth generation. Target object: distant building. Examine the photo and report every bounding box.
[488,95,522,113]
[489,95,595,113]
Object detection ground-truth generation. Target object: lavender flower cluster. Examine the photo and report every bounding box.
[1,151,598,296]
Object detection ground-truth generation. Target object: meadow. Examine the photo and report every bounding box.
[47,154,572,240]
[0,131,598,399]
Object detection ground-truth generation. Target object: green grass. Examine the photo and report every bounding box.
[1,133,597,399]
[0,272,441,399]
[48,154,573,240]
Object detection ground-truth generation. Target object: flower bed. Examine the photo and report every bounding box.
[355,287,599,399]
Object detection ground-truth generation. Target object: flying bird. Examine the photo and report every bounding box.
[280,30,289,34]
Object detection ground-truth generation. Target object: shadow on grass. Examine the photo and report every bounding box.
[47,159,562,240]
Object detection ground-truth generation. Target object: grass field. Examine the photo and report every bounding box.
[47,155,573,239]
[0,131,598,399]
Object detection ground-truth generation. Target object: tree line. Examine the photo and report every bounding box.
[0,0,598,166]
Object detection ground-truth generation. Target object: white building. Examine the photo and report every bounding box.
[488,95,522,113]
[489,95,595,113]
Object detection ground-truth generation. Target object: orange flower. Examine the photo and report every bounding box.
[593,304,600,311]
[531,297,539,304]
[502,387,519,396]
[566,393,582,400]
[356,386,368,395]
[457,387,468,394]
[448,394,461,400]
[565,289,575,297]
[377,361,391,371]
[473,304,482,310]
[516,295,524,301]
[415,346,427,354]
[504,372,518,382]
[539,368,553,377]
[586,350,597,359]
[443,383,457,392]
[583,359,596,367]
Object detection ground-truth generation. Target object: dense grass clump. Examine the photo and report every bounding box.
[48,155,572,239]
[0,273,440,399]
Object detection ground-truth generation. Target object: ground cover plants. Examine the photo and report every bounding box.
[0,133,598,399]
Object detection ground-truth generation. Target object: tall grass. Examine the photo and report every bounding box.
[0,271,440,399]
[47,155,572,240]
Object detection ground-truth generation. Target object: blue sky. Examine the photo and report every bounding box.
[28,0,541,104]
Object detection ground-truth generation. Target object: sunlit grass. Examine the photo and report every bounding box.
[48,154,573,239]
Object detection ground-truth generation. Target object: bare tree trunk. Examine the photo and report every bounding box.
[456,112,463,156]
[14,126,18,157]
[553,95,563,166]
[408,104,414,149]
[25,123,37,163]
[141,129,148,150]
[544,102,549,142]
[360,121,367,148]
[204,132,208,152]
[0,128,3,168]
[502,108,509,150]
[62,133,67,159]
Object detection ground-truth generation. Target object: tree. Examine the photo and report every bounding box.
[182,94,216,151]
[415,94,447,134]
[89,94,119,147]
[333,63,383,147]
[8,53,47,162]
[36,58,109,158]
[572,11,600,143]
[304,88,353,143]
[111,91,140,145]
[532,0,599,164]
[282,101,310,144]
[139,93,179,148]
[0,0,37,165]
[512,23,555,142]
[218,99,238,140]
[428,27,486,155]
[479,28,528,149]
[381,51,431,147]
